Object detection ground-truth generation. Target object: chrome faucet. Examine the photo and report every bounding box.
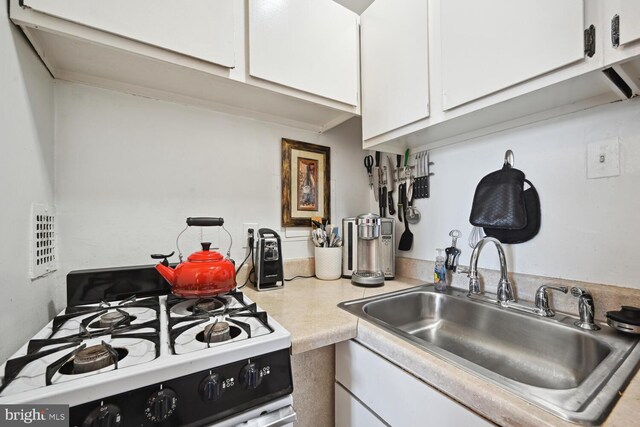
[571,287,600,330]
[534,285,568,317]
[467,237,514,305]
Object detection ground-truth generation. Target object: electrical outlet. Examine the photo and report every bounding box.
[587,138,620,179]
[243,223,258,248]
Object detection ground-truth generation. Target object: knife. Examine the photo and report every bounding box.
[380,166,388,217]
[372,151,380,202]
[386,156,396,216]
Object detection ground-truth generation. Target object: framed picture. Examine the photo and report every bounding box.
[281,138,330,227]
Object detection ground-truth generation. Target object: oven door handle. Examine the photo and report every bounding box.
[235,405,297,427]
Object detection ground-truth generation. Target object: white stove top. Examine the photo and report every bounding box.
[0,293,291,406]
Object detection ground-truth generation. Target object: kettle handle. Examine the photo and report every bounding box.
[187,217,224,227]
[151,251,175,267]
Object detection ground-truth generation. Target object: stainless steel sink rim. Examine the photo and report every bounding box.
[338,284,640,425]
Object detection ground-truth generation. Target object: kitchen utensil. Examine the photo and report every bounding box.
[403,149,410,183]
[378,165,387,217]
[364,155,374,189]
[468,226,485,248]
[425,151,434,198]
[373,151,381,201]
[406,175,421,224]
[387,156,396,216]
[412,150,434,199]
[397,181,404,223]
[398,184,413,251]
[445,229,462,271]
[415,152,423,198]
[607,306,640,334]
[153,217,236,298]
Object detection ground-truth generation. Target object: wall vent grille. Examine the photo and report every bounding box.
[31,204,57,279]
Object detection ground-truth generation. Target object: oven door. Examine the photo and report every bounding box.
[206,395,296,427]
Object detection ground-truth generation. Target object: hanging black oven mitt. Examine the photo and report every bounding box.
[484,179,541,244]
[469,164,527,230]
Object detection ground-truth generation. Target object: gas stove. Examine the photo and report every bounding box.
[0,266,294,426]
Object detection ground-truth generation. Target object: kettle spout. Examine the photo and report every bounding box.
[155,263,176,286]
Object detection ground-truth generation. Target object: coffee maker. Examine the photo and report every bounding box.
[342,216,395,280]
[253,228,284,291]
[349,214,385,287]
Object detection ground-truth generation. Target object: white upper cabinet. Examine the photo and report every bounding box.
[618,0,640,46]
[22,0,236,68]
[604,0,640,68]
[360,0,429,141]
[439,0,586,110]
[248,0,359,106]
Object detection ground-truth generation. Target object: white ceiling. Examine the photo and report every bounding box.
[333,0,375,15]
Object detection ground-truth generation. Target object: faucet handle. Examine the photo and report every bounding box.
[570,287,601,331]
[534,285,568,317]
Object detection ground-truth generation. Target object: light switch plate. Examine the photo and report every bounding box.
[587,138,620,179]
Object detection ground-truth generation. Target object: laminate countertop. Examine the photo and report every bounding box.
[243,277,640,427]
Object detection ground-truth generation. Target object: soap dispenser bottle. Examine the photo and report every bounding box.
[434,249,447,291]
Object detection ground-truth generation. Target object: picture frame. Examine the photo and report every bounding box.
[281,138,331,227]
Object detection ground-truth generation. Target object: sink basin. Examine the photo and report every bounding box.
[339,285,640,425]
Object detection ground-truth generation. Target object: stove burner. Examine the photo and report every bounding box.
[98,311,129,328]
[196,323,241,344]
[204,322,230,343]
[190,299,225,313]
[61,344,126,375]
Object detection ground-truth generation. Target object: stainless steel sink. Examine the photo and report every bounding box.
[339,285,640,425]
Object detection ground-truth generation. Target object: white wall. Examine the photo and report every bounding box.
[55,82,369,275]
[0,7,61,360]
[397,98,640,289]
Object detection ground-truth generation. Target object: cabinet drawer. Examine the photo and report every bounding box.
[336,340,491,427]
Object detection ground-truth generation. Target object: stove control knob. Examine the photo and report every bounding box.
[199,373,224,401]
[144,388,178,422]
[82,404,121,427]
[241,362,263,390]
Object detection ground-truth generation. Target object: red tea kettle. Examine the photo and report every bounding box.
[152,217,236,298]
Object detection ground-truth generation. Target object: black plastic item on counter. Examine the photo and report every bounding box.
[484,179,541,244]
[607,306,640,326]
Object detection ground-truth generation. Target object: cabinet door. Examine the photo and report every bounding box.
[440,0,585,110]
[335,383,386,427]
[360,0,429,141]
[618,0,640,46]
[22,0,235,67]
[248,0,359,106]
[336,341,492,427]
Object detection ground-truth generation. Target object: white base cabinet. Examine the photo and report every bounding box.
[335,340,492,427]
[335,383,386,427]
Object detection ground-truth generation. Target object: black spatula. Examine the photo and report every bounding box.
[398,183,413,251]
